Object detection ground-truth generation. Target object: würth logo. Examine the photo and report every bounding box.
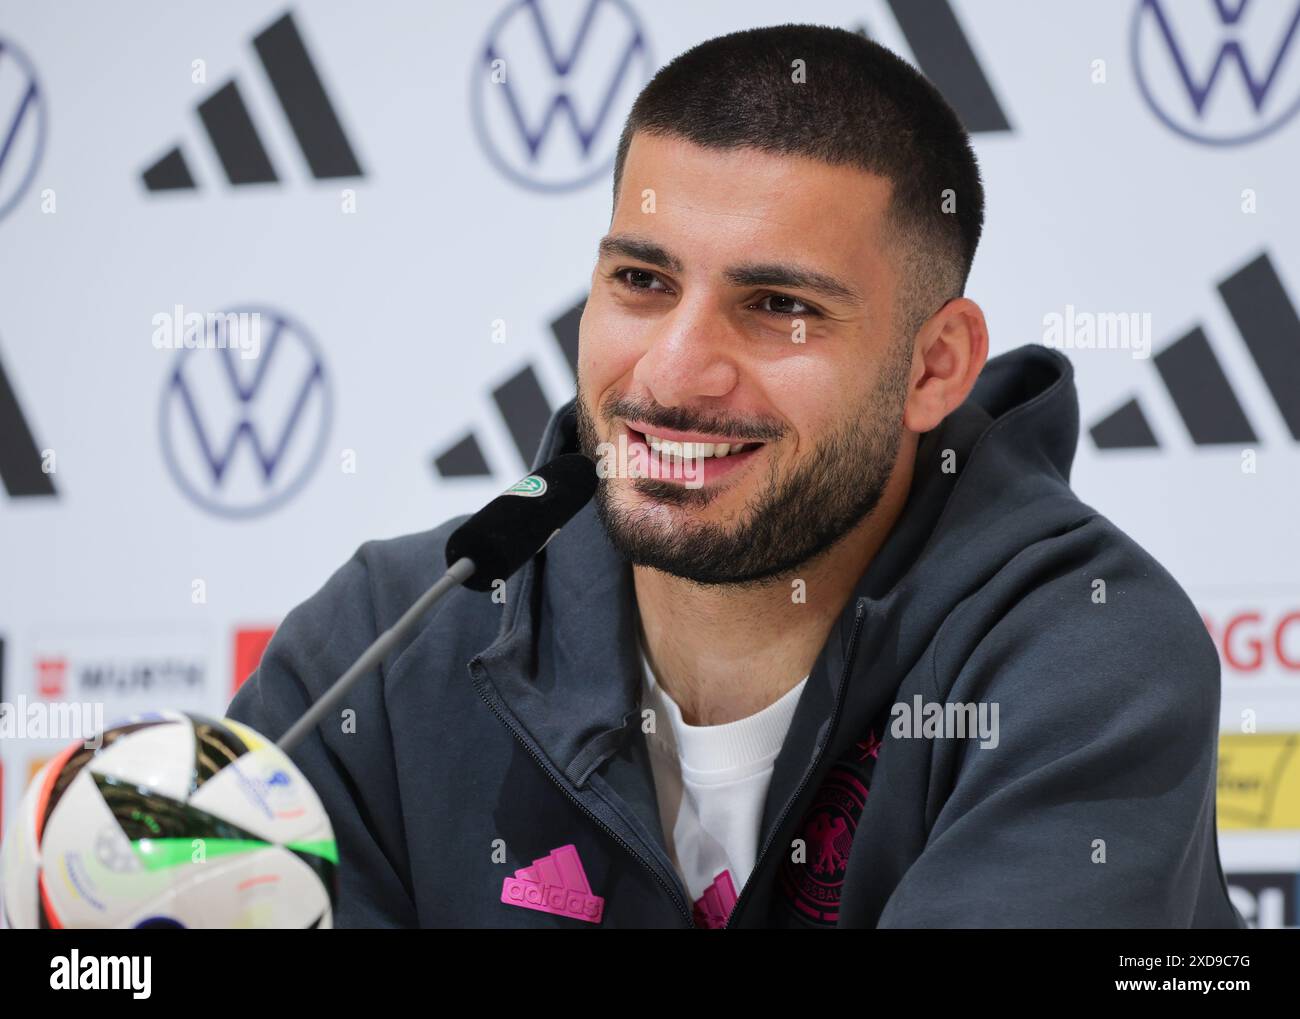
[141,11,363,192]
[1091,253,1300,450]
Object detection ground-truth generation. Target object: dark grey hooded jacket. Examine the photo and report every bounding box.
[227,344,1245,928]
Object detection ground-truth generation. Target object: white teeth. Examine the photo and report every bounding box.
[644,434,751,458]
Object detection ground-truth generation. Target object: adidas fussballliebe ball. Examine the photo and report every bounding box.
[0,711,337,929]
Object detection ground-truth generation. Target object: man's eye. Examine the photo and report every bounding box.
[615,268,668,292]
[756,293,815,317]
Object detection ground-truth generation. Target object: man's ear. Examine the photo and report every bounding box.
[903,297,989,434]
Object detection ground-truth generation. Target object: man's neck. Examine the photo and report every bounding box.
[634,449,916,726]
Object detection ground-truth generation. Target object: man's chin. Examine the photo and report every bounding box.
[595,492,801,587]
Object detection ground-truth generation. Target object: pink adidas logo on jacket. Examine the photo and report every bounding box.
[501,844,605,924]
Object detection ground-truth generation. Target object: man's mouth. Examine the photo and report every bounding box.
[621,422,766,485]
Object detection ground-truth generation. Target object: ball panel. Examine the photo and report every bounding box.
[40,768,174,928]
[95,771,266,845]
[36,714,181,845]
[189,740,334,846]
[122,844,332,929]
[186,713,253,791]
[88,717,195,801]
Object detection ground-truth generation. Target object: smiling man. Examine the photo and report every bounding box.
[228,24,1243,928]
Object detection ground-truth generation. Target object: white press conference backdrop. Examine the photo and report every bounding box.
[1,0,1298,927]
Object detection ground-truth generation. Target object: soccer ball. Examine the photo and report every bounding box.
[0,711,337,929]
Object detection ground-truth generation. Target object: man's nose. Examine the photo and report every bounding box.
[632,297,740,407]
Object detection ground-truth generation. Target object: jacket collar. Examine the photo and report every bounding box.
[472,399,643,786]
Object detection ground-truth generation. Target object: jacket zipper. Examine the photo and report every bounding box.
[470,660,696,928]
[724,597,869,929]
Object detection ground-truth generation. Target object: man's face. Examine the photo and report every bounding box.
[576,132,914,587]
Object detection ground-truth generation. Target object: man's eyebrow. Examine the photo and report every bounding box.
[598,234,863,306]
[598,234,683,273]
[723,262,863,306]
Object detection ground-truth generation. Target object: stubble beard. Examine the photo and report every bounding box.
[574,345,912,589]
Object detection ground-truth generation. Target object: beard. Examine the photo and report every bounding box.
[574,341,912,589]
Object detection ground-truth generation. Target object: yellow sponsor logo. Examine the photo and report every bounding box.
[1218,733,1300,830]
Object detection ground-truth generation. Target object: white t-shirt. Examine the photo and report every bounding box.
[638,645,808,928]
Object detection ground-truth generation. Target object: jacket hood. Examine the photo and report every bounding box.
[474,342,1089,828]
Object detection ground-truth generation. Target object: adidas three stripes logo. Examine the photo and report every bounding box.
[1092,253,1300,450]
[141,11,363,191]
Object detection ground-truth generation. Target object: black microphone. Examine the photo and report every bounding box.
[446,453,599,592]
[277,453,597,753]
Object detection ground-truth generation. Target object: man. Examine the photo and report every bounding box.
[228,25,1243,928]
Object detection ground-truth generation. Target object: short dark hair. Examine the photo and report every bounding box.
[612,24,984,341]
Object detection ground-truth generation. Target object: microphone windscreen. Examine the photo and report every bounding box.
[445,453,598,591]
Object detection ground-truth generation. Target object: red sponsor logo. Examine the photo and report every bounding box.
[35,658,67,699]
[232,627,276,694]
[1202,609,1300,673]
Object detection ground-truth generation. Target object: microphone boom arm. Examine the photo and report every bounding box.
[276,556,476,754]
